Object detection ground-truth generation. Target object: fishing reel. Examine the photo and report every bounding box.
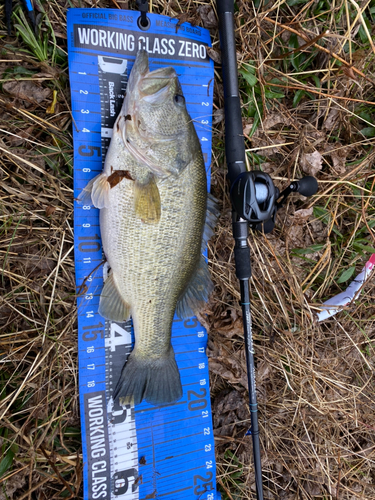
[230,171,318,233]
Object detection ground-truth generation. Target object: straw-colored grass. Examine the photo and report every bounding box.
[0,0,374,498]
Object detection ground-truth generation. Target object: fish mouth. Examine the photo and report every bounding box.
[128,50,177,95]
[122,51,180,176]
[127,49,149,93]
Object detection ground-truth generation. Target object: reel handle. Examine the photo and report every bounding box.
[230,171,318,232]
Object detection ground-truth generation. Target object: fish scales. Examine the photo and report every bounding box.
[101,154,206,356]
[78,50,216,406]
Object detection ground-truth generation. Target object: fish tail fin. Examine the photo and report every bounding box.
[113,348,182,406]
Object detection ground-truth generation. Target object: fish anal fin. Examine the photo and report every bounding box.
[176,255,214,319]
[99,274,130,322]
[134,176,161,223]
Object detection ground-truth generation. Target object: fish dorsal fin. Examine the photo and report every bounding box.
[134,176,161,223]
[77,173,110,209]
[99,273,131,322]
[176,255,214,319]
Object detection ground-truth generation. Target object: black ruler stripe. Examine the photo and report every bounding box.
[71,59,102,67]
[134,400,186,415]
[81,361,106,368]
[136,418,205,441]
[72,91,100,95]
[73,110,102,115]
[137,430,202,451]
[73,118,104,124]
[161,463,210,482]
[76,130,102,134]
[76,277,103,284]
[71,72,98,77]
[79,349,105,357]
[74,226,100,229]
[158,486,193,498]
[137,413,201,433]
[134,399,203,421]
[153,60,211,69]
[155,443,206,463]
[140,459,210,487]
[140,486,193,499]
[79,379,106,387]
[140,463,206,485]
[135,407,202,427]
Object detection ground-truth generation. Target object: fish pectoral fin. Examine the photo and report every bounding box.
[134,176,161,223]
[176,255,214,319]
[99,274,131,322]
[76,173,110,209]
[91,173,110,209]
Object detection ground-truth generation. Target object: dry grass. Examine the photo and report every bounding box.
[0,0,375,499]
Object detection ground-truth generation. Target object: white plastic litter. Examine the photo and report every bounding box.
[317,254,375,322]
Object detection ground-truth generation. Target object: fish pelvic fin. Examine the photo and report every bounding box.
[113,348,182,406]
[76,173,110,209]
[176,255,214,319]
[134,176,161,223]
[99,273,131,322]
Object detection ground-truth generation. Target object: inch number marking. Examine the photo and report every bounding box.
[188,387,207,411]
[78,145,101,157]
[78,234,101,253]
[193,471,213,496]
[82,322,104,342]
[113,469,139,495]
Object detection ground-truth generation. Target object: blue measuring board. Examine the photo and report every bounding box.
[67,9,220,500]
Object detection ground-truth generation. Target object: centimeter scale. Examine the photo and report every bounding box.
[67,9,220,500]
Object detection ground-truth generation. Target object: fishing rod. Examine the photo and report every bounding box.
[216,2,318,499]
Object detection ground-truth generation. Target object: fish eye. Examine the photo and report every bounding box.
[174,94,185,105]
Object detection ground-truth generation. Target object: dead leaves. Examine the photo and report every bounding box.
[197,5,217,29]
[212,389,249,436]
[300,150,323,176]
[3,80,51,107]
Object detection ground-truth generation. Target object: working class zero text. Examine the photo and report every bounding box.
[74,25,208,62]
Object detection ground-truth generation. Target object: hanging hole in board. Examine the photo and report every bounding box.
[137,14,151,31]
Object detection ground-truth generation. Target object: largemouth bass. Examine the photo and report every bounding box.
[78,50,217,406]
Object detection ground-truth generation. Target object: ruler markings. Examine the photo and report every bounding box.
[68,10,218,499]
